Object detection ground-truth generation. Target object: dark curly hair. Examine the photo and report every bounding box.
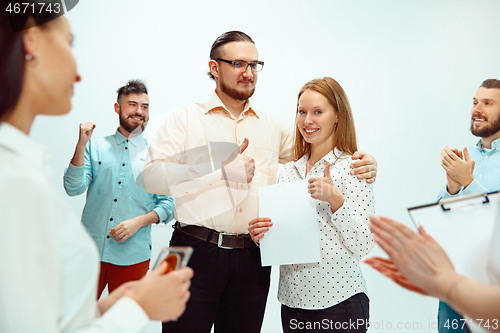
[116,79,148,103]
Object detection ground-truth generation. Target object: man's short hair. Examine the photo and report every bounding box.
[207,31,254,80]
[480,79,500,90]
[117,80,148,103]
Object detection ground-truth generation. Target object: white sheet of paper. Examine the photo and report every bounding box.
[259,180,320,267]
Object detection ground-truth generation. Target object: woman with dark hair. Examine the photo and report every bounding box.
[249,77,374,333]
[0,3,192,332]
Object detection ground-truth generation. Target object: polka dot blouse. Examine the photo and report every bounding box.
[277,148,375,310]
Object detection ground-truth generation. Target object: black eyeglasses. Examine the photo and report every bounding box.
[216,59,264,72]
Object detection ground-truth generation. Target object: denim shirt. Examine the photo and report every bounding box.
[64,130,175,265]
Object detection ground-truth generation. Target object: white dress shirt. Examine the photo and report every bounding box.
[0,122,149,332]
[142,92,293,234]
[278,149,375,309]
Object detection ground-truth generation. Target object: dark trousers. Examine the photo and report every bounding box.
[281,293,370,333]
[162,228,271,333]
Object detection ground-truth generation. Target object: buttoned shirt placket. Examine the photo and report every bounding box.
[103,137,129,259]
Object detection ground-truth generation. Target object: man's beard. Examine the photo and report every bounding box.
[119,112,147,135]
[470,112,500,138]
[220,79,255,101]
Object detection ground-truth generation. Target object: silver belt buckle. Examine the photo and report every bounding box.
[218,232,235,249]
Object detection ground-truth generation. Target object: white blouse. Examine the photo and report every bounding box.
[278,148,375,310]
[0,123,149,332]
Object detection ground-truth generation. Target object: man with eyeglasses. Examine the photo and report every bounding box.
[142,31,378,333]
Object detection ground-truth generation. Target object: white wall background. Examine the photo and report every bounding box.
[30,0,500,332]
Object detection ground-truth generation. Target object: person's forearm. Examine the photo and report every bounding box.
[447,183,462,195]
[97,295,114,315]
[97,281,137,315]
[460,175,475,189]
[142,160,223,196]
[138,211,160,227]
[64,143,91,196]
[70,142,86,167]
[328,184,375,259]
[446,276,500,331]
[461,178,490,196]
[327,196,345,213]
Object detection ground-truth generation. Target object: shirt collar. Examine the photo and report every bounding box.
[325,148,346,164]
[294,153,309,178]
[293,148,345,178]
[113,129,144,147]
[0,122,52,171]
[204,92,259,120]
[476,137,500,153]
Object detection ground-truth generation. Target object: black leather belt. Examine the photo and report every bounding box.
[174,222,255,249]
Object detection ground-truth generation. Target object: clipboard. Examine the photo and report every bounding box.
[408,191,500,333]
[408,191,500,284]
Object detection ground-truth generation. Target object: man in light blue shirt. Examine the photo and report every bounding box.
[64,80,175,298]
[437,78,500,333]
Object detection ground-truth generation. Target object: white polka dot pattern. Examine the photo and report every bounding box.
[277,148,375,310]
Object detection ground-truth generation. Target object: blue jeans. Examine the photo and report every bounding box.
[438,301,470,333]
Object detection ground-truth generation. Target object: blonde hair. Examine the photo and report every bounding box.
[292,77,358,161]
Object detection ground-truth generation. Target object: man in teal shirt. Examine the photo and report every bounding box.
[437,78,500,333]
[64,80,175,298]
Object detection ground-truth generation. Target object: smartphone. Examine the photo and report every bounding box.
[153,246,193,274]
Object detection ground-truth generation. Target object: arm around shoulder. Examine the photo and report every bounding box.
[278,118,294,164]
[350,151,377,183]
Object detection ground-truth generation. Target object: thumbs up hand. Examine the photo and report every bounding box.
[239,137,249,154]
[308,163,344,212]
[222,137,256,183]
[323,163,332,179]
